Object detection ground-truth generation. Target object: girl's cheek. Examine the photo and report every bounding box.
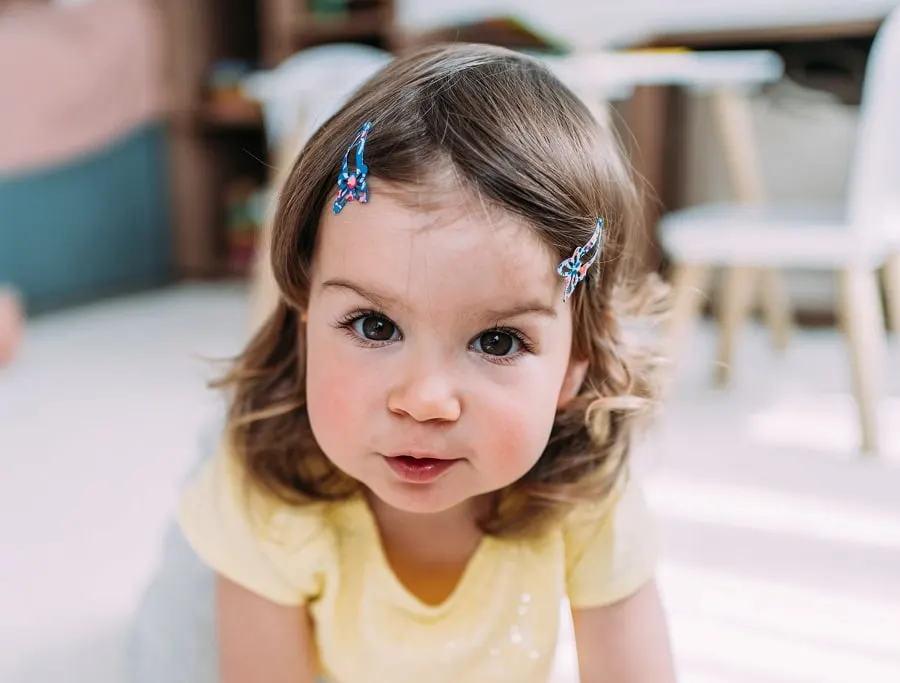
[307,335,379,415]
[483,406,552,473]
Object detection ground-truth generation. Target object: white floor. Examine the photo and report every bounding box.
[2,283,900,683]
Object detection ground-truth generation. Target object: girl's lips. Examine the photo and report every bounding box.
[383,454,459,483]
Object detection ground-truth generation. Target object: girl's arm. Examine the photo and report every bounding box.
[571,580,677,683]
[217,574,317,683]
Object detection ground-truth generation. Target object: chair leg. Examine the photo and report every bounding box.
[664,263,711,387]
[715,266,757,386]
[759,269,792,352]
[883,252,900,338]
[837,267,886,455]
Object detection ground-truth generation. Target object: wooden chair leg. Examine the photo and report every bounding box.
[883,252,900,338]
[665,263,711,387]
[759,268,792,352]
[715,266,757,386]
[837,267,886,455]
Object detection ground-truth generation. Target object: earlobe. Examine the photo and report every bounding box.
[300,310,309,324]
[557,358,588,409]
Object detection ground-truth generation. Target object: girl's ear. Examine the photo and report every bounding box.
[300,310,309,324]
[557,357,588,409]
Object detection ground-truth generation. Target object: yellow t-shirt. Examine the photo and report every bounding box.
[178,448,658,683]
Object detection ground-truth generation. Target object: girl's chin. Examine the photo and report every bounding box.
[363,472,480,518]
[372,483,470,516]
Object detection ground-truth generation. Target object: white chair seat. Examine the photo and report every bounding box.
[659,202,888,268]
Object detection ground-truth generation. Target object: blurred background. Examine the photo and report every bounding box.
[2,0,899,681]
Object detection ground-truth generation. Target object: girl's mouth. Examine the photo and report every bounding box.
[383,454,459,483]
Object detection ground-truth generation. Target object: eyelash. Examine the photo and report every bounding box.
[332,309,535,364]
[478,325,535,366]
[334,308,398,349]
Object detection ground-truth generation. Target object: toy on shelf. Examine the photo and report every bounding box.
[224,179,268,276]
[205,60,262,124]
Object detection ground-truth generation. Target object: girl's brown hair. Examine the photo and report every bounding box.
[220,43,663,537]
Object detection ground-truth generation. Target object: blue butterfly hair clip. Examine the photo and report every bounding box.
[333,122,373,214]
[557,218,603,302]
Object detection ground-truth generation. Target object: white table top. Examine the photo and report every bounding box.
[541,49,785,100]
[399,0,892,53]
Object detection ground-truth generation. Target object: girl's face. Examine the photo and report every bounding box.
[304,182,583,516]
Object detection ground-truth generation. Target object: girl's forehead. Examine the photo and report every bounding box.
[312,184,563,308]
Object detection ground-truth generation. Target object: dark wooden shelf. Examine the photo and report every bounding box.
[161,0,396,278]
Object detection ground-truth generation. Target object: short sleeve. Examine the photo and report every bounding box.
[177,445,328,606]
[563,474,659,609]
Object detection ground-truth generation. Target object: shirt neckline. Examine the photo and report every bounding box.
[349,495,497,617]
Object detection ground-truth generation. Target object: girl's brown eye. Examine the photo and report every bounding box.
[355,314,398,342]
[474,330,516,356]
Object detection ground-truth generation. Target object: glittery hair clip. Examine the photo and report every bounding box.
[333,122,373,214]
[557,218,603,302]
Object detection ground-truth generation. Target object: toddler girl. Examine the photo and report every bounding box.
[174,43,673,683]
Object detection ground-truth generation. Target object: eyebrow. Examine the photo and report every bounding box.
[320,278,558,320]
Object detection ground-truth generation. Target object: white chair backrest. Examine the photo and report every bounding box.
[847,7,900,238]
[242,43,393,151]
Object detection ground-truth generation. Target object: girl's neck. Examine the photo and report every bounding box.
[363,490,491,563]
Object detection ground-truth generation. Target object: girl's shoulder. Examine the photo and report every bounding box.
[559,473,660,609]
[177,441,347,605]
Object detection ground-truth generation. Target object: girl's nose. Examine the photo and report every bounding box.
[386,361,462,423]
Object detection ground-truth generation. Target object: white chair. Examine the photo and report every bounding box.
[660,8,900,455]
[240,44,393,329]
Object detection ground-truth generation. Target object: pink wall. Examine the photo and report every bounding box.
[0,0,167,174]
